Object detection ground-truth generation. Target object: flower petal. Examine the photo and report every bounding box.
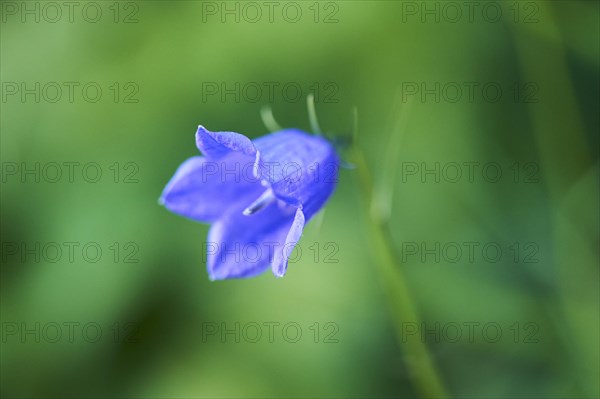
[160,155,264,222]
[206,200,299,280]
[253,129,339,220]
[272,208,305,277]
[196,125,257,159]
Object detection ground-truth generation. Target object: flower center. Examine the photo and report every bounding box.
[243,188,275,216]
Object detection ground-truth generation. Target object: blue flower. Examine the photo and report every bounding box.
[160,126,339,280]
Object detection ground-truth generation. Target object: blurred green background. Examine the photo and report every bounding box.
[1,1,598,398]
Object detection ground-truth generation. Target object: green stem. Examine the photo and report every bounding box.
[352,148,448,399]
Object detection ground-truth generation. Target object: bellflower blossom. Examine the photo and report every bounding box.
[160,126,339,280]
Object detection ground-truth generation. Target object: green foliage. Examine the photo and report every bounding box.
[1,1,598,398]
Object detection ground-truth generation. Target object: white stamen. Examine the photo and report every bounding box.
[243,189,275,216]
